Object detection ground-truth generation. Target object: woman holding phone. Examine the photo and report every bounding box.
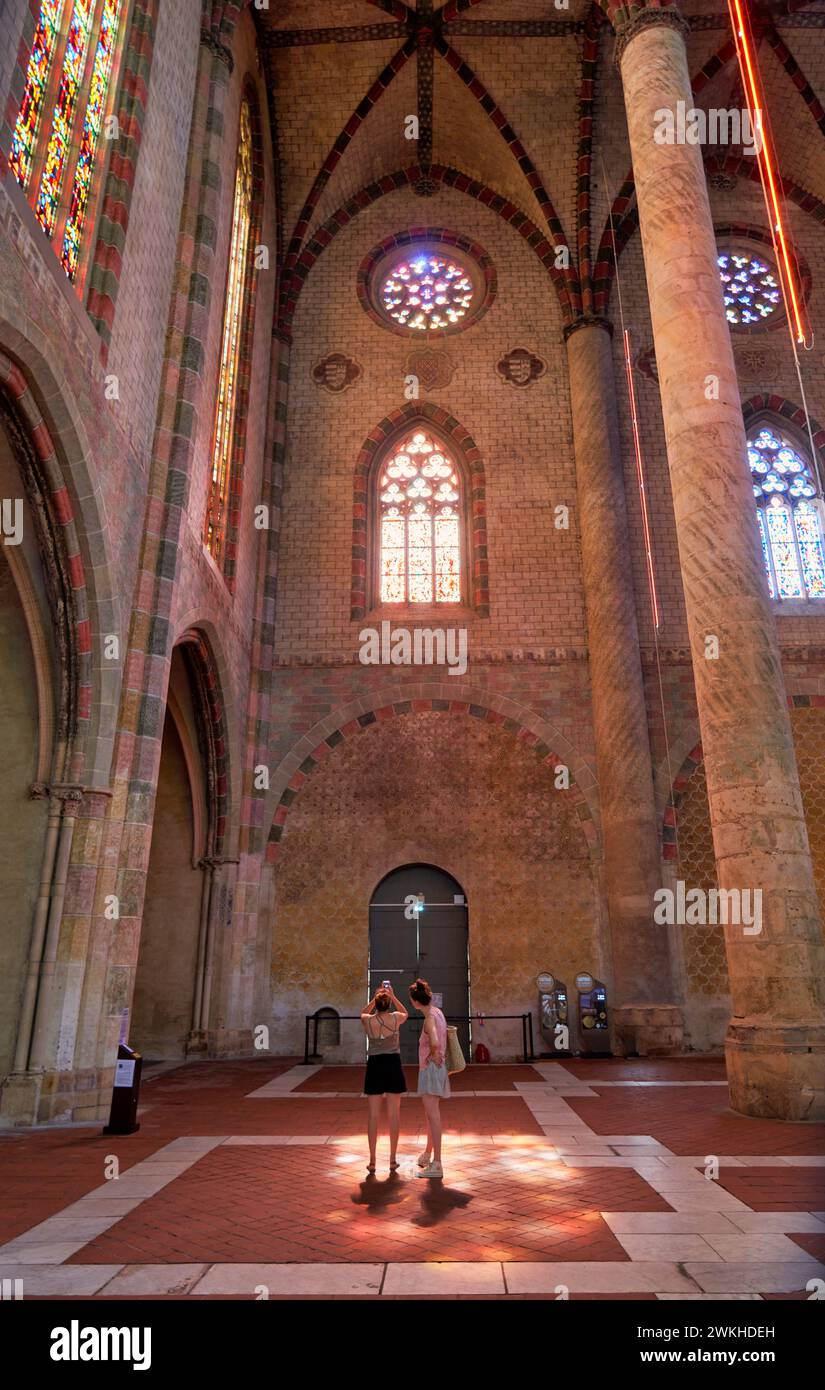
[361,984,408,1173]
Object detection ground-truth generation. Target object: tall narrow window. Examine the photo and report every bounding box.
[749,426,825,600]
[205,97,255,568]
[10,0,127,282]
[378,430,462,604]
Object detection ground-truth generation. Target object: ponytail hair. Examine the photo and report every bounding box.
[409,977,433,1006]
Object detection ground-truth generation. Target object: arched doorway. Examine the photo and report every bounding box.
[131,642,219,1062]
[369,864,469,1063]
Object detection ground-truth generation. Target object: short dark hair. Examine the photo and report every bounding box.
[375,990,392,1012]
[409,978,432,1005]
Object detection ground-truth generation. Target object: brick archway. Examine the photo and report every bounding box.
[0,353,93,782]
[351,401,489,620]
[266,692,598,863]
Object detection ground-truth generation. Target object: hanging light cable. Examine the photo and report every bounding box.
[728,0,812,350]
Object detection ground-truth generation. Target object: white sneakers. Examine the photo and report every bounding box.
[416,1159,443,1178]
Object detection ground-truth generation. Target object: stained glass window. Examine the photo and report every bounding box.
[62,0,123,278]
[35,0,95,238]
[380,253,474,332]
[10,0,66,188]
[748,426,825,600]
[205,98,255,567]
[11,0,127,281]
[379,431,462,604]
[719,251,781,328]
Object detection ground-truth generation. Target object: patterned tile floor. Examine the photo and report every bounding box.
[0,1058,823,1299]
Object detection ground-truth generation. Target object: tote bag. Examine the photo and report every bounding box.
[445,1025,466,1075]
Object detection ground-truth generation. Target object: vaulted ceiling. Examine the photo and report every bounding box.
[236,0,825,330]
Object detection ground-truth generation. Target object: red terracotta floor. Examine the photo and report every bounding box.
[294,1064,539,1092]
[68,1141,667,1265]
[717,1167,825,1210]
[1,1059,823,1300]
[565,1087,825,1155]
[562,1057,728,1082]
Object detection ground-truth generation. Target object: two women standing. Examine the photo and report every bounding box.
[361,978,450,1178]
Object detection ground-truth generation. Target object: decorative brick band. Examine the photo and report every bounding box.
[356,227,496,339]
[350,400,489,620]
[267,698,597,862]
[0,353,92,779]
[741,394,825,457]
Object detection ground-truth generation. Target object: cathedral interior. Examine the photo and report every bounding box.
[1,0,825,1312]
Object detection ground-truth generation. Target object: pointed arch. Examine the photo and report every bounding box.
[175,628,232,859]
[0,352,93,781]
[351,401,488,621]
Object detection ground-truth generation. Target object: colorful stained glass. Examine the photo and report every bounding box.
[794,501,825,598]
[10,1,66,189]
[765,499,803,597]
[379,431,462,603]
[206,99,254,564]
[62,0,123,279]
[35,0,95,238]
[718,250,781,327]
[756,508,775,599]
[748,426,825,600]
[381,253,474,331]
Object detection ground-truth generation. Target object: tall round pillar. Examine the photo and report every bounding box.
[617,6,825,1118]
[566,316,682,1055]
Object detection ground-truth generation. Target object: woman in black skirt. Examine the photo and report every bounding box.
[361,987,408,1172]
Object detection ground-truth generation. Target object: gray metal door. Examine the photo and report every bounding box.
[369,864,470,1063]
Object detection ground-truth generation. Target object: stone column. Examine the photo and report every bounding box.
[566,316,682,1055]
[617,7,825,1118]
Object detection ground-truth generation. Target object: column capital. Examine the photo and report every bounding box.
[200,28,234,74]
[563,313,614,343]
[613,5,689,67]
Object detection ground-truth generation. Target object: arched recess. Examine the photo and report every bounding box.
[131,631,231,1059]
[268,696,602,1060]
[0,401,66,1086]
[351,402,489,620]
[279,165,573,335]
[0,354,90,780]
[267,689,599,859]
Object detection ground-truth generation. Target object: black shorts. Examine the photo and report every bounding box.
[364,1053,407,1095]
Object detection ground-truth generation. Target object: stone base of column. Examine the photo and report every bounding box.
[612,1004,685,1057]
[185,1030,209,1056]
[0,1071,44,1127]
[726,1021,825,1121]
[0,1067,112,1127]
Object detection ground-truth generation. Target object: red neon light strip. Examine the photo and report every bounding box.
[728,0,807,345]
[623,328,660,630]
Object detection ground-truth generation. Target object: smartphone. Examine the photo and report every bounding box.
[381,979,391,991]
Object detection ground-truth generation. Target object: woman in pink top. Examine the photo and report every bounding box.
[409,978,450,1178]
